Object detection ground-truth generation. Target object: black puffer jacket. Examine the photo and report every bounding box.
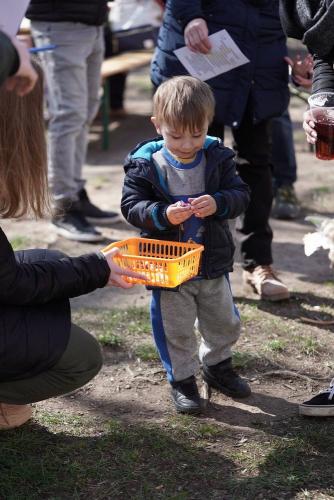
[26,0,108,26]
[0,228,110,382]
[121,137,250,279]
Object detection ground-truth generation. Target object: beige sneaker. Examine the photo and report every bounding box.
[0,403,32,430]
[243,265,290,301]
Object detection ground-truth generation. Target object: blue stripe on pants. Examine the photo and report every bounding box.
[150,289,174,382]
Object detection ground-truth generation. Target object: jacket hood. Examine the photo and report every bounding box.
[124,135,222,171]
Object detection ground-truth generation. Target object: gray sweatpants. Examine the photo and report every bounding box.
[31,21,104,203]
[150,275,241,382]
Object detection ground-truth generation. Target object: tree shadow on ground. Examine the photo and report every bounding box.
[2,396,334,499]
[235,293,334,334]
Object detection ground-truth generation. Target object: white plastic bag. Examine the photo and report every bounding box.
[109,0,163,31]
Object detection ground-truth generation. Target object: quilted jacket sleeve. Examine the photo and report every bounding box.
[121,169,174,232]
[0,227,110,305]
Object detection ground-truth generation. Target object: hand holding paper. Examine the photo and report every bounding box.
[184,18,211,54]
[174,29,249,81]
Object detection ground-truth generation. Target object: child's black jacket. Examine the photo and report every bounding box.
[121,136,250,278]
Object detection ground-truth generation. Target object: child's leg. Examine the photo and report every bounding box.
[150,284,198,382]
[197,276,250,398]
[197,276,240,365]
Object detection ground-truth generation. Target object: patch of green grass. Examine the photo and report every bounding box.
[296,336,322,356]
[134,342,159,361]
[168,415,223,439]
[312,186,332,196]
[72,307,151,343]
[237,302,259,323]
[2,412,334,499]
[265,339,287,353]
[226,424,334,497]
[232,351,258,369]
[97,330,123,347]
[10,235,31,251]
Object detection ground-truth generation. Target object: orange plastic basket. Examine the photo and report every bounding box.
[103,237,204,288]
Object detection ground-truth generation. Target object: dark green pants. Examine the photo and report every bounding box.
[0,324,103,404]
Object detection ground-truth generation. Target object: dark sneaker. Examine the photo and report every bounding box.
[171,376,201,414]
[52,210,104,242]
[299,379,334,417]
[78,188,121,225]
[272,185,300,220]
[202,358,251,398]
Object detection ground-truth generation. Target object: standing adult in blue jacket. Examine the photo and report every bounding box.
[151,0,290,301]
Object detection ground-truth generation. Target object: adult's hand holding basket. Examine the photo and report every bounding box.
[102,237,204,288]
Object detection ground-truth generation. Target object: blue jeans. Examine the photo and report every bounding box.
[31,22,104,203]
[271,109,297,188]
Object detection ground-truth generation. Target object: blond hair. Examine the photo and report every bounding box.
[153,76,215,132]
[0,59,49,218]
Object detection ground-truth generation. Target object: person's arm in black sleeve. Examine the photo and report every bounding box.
[0,31,20,86]
[312,52,334,94]
[0,227,110,305]
[279,0,305,41]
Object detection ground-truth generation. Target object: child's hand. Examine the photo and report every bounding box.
[166,201,192,225]
[188,195,217,218]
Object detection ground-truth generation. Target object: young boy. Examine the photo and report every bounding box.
[121,76,251,413]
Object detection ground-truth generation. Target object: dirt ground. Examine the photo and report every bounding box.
[4,66,334,498]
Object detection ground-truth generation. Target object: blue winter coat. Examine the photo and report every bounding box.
[151,0,289,127]
[121,137,250,278]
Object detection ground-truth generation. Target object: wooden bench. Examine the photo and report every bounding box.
[100,50,153,150]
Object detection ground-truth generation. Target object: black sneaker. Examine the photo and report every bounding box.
[171,376,201,414]
[52,209,104,242]
[78,188,121,225]
[271,184,300,220]
[299,379,334,417]
[202,358,251,398]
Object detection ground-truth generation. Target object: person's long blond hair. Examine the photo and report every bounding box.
[0,59,49,218]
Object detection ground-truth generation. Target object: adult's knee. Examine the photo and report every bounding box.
[68,326,103,384]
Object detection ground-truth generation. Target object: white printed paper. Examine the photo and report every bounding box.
[174,29,249,81]
[0,0,30,36]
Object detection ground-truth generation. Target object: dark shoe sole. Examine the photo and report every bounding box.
[86,215,122,225]
[202,374,251,399]
[174,402,202,414]
[51,224,104,243]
